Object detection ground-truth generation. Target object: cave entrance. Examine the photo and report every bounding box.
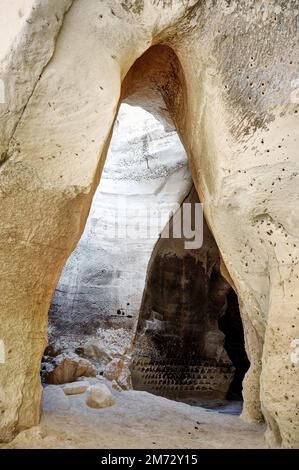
[45,44,249,411]
[130,187,249,408]
[45,98,193,380]
[218,290,250,401]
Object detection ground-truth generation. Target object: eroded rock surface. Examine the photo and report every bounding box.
[43,354,96,385]
[0,0,298,447]
[104,358,132,391]
[86,384,114,409]
[131,188,237,401]
[62,381,89,396]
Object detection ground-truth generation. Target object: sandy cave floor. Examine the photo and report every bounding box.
[1,378,267,449]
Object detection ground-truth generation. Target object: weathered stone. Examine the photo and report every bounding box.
[82,342,111,365]
[85,384,114,409]
[117,368,132,392]
[80,328,132,364]
[0,0,298,448]
[111,380,122,392]
[62,381,89,395]
[48,103,191,351]
[44,354,96,385]
[43,385,70,412]
[132,188,238,401]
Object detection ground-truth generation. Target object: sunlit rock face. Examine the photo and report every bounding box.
[0,0,298,447]
[0,0,35,60]
[49,101,192,355]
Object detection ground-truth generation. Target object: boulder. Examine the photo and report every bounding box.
[44,353,96,385]
[0,0,298,448]
[85,384,114,409]
[111,380,122,392]
[104,358,132,391]
[82,341,111,365]
[62,381,89,395]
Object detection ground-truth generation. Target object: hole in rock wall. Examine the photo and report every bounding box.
[218,290,250,401]
[42,44,249,411]
[131,189,249,407]
[43,99,193,383]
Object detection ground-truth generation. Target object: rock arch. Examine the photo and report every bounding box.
[0,0,298,447]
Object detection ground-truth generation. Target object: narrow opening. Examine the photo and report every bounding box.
[43,45,249,416]
[131,189,249,412]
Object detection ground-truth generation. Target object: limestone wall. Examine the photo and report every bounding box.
[0,0,298,447]
[49,100,192,357]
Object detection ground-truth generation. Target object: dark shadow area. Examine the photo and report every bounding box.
[218,289,250,400]
[131,188,250,409]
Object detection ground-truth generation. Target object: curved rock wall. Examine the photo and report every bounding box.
[0,0,34,61]
[0,0,298,447]
[49,100,192,356]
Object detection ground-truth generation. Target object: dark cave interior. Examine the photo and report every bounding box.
[131,189,249,405]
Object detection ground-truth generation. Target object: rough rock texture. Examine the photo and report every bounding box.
[48,102,191,356]
[86,384,114,409]
[79,329,132,373]
[0,0,298,447]
[43,354,96,385]
[0,0,73,163]
[104,358,132,391]
[62,381,89,396]
[131,188,237,401]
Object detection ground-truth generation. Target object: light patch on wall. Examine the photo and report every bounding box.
[0,0,35,61]
[0,79,4,104]
[0,339,5,363]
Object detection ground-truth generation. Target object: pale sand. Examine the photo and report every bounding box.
[3,383,267,449]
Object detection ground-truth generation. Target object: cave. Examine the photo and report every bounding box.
[219,290,250,401]
[131,188,249,405]
[1,1,298,448]
[46,93,249,408]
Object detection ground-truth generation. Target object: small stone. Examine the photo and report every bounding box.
[104,358,132,390]
[62,381,89,395]
[104,358,124,381]
[83,341,111,364]
[86,384,114,409]
[111,380,122,392]
[117,366,132,390]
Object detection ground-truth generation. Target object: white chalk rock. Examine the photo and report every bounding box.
[62,381,89,395]
[86,384,114,409]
